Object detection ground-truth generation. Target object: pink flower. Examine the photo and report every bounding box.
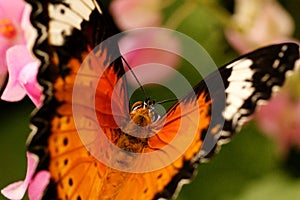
[1,45,42,107]
[0,0,26,89]
[0,1,40,105]
[256,72,300,155]
[0,0,35,75]
[110,0,162,30]
[1,152,50,200]
[225,0,297,53]
[119,28,181,86]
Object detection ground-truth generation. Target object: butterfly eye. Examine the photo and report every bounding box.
[131,101,143,111]
[150,109,161,123]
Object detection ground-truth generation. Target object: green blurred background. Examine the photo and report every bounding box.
[1,0,300,199]
[0,99,33,200]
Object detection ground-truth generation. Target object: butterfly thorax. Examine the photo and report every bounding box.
[123,101,157,135]
[130,101,154,126]
[114,101,158,153]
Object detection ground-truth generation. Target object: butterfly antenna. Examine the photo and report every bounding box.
[121,56,149,98]
[156,98,178,105]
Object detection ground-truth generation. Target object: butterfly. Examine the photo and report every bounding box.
[25,0,300,199]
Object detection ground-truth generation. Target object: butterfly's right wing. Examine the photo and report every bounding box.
[138,43,300,199]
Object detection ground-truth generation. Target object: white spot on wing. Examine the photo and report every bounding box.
[257,99,267,106]
[261,74,270,82]
[81,0,96,10]
[92,0,103,14]
[221,131,231,137]
[272,59,280,68]
[225,82,255,97]
[285,70,294,78]
[48,0,101,46]
[251,93,261,102]
[217,138,230,146]
[62,0,93,21]
[281,45,288,52]
[227,66,254,82]
[223,59,255,122]
[278,52,284,58]
[272,85,280,93]
[49,21,73,45]
[226,58,252,69]
[278,64,287,73]
[49,3,83,30]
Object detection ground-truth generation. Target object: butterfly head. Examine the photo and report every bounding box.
[130,99,159,127]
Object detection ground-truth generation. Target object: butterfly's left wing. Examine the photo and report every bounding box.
[26,0,131,199]
[126,43,299,200]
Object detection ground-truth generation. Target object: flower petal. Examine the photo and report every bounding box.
[1,152,39,200]
[6,45,34,70]
[0,0,25,21]
[28,170,50,200]
[0,45,31,101]
[1,45,42,107]
[1,181,28,200]
[21,4,37,51]
[19,61,42,107]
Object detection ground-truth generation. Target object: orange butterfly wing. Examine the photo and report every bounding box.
[48,53,122,199]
